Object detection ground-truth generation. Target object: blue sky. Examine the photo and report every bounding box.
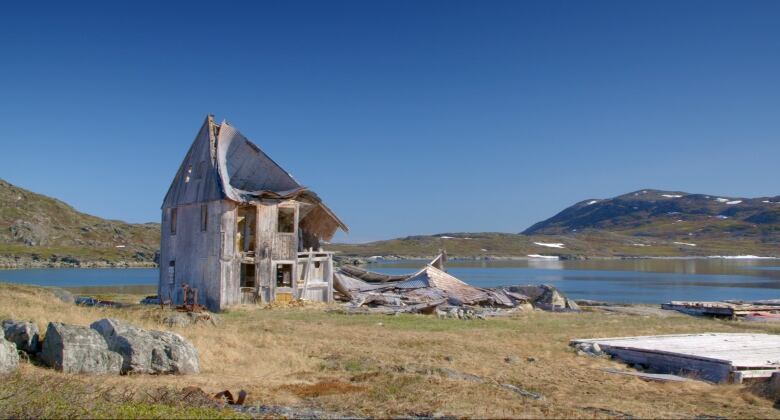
[1,1,778,243]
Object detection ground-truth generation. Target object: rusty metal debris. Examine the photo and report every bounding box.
[214,389,247,405]
[176,283,206,313]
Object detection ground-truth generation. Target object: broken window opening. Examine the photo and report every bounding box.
[240,263,256,288]
[277,207,295,233]
[201,204,208,232]
[236,206,256,254]
[184,165,193,183]
[167,261,175,284]
[276,264,293,288]
[170,208,177,235]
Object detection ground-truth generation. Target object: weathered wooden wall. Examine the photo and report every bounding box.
[159,200,225,311]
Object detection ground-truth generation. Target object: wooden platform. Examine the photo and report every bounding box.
[571,333,780,383]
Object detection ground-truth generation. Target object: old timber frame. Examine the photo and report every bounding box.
[159,115,347,311]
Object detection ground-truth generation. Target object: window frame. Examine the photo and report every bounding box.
[170,208,177,235]
[277,206,296,234]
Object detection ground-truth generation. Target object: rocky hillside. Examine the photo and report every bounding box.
[0,179,159,267]
[524,189,780,236]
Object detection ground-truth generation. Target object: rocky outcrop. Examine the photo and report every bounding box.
[2,320,40,354]
[505,284,580,311]
[0,336,19,374]
[90,318,199,374]
[39,322,122,374]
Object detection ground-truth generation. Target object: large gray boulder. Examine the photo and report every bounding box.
[505,284,580,311]
[90,318,199,374]
[2,319,40,354]
[39,322,122,374]
[0,336,19,374]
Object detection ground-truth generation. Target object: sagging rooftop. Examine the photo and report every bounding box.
[159,115,348,312]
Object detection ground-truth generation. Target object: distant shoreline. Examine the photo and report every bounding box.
[0,252,776,270]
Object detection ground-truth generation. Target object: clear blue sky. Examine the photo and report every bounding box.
[1,1,778,243]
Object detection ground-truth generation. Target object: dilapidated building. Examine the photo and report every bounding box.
[159,115,348,311]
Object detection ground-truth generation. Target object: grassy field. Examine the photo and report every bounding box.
[1,283,779,418]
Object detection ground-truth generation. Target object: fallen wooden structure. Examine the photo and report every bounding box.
[661,301,780,319]
[334,253,579,316]
[571,333,780,383]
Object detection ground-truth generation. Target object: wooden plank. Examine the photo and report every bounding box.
[602,368,695,382]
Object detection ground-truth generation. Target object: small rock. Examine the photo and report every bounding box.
[527,356,537,362]
[444,355,454,362]
[163,312,221,328]
[0,336,19,374]
[504,355,519,364]
[39,322,122,374]
[2,320,40,354]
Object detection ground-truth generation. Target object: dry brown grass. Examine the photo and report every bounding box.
[2,283,780,418]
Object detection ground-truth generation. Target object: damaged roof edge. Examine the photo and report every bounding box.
[161,115,348,236]
[215,118,348,235]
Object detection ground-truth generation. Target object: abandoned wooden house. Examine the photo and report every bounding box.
[159,115,348,311]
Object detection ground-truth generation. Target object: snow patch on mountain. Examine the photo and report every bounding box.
[534,242,565,248]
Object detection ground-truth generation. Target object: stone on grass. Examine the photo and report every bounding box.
[39,322,122,374]
[90,318,199,374]
[0,336,19,374]
[2,319,40,354]
[162,312,221,328]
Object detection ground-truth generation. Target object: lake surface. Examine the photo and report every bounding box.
[1,259,779,303]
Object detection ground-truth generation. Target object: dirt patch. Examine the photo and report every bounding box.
[281,380,364,398]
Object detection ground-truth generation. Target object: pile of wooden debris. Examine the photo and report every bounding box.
[333,254,579,317]
[662,300,780,322]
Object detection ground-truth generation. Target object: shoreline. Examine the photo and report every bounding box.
[341,254,780,265]
[1,253,777,270]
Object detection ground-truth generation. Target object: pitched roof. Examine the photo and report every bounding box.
[162,115,347,239]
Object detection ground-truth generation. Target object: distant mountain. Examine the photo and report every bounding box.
[0,179,159,267]
[332,189,780,259]
[524,189,780,237]
[2,181,778,266]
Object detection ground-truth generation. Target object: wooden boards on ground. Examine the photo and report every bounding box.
[571,333,780,383]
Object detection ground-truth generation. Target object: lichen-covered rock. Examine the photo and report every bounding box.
[2,319,40,354]
[39,322,122,374]
[90,318,199,374]
[0,336,19,374]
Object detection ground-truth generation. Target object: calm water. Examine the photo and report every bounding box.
[1,259,780,303]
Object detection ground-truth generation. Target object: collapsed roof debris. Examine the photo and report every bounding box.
[333,254,579,317]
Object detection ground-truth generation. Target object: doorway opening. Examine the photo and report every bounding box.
[276,263,293,288]
[240,263,256,288]
[237,206,256,254]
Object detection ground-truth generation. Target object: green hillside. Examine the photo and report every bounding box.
[0,179,159,267]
